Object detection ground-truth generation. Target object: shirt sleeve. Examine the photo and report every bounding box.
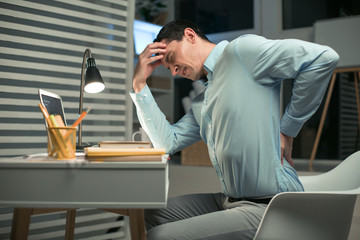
[235,35,340,137]
[129,85,202,154]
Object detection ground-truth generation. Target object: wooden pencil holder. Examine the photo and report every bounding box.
[47,127,77,160]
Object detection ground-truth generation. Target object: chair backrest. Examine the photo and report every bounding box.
[253,192,357,240]
[254,151,360,240]
[300,151,360,191]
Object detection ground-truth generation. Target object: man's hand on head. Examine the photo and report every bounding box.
[280,132,294,166]
[133,42,167,93]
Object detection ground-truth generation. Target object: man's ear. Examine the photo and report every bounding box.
[184,28,196,43]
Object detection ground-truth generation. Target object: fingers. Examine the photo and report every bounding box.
[138,54,163,67]
[280,133,286,165]
[133,42,167,92]
[283,149,294,166]
[151,57,163,68]
[287,156,294,167]
[136,42,166,74]
[282,148,294,166]
[280,132,294,166]
[140,42,167,61]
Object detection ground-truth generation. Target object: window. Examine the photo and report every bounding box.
[283,0,360,29]
[176,0,254,34]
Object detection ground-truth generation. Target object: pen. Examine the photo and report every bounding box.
[72,107,91,127]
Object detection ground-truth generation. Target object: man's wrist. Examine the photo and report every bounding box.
[133,82,146,93]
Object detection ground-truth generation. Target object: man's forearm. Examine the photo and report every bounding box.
[280,47,339,137]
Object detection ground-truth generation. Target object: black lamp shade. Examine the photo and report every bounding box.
[84,58,105,93]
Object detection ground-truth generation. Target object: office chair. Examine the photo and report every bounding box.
[253,151,360,240]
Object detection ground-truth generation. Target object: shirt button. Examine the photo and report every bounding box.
[144,94,147,98]
[139,97,143,101]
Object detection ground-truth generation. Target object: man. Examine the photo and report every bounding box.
[130,20,339,239]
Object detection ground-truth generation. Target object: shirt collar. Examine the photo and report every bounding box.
[203,40,229,82]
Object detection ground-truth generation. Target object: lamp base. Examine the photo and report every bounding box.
[76,142,92,151]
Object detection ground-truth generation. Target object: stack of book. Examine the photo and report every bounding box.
[84,141,166,162]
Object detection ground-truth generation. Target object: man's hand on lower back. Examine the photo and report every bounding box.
[280,132,294,166]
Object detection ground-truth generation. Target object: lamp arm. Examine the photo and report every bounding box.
[78,48,92,147]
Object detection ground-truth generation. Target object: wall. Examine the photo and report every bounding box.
[314,15,360,68]
[261,0,313,41]
[208,0,359,46]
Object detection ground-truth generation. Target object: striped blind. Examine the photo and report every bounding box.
[0,208,130,239]
[0,0,134,157]
[339,73,360,159]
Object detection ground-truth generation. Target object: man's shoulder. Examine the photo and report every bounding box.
[225,34,269,56]
[230,34,265,45]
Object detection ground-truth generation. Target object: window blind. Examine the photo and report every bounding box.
[0,0,134,157]
[0,208,130,240]
[0,1,135,238]
[339,73,360,159]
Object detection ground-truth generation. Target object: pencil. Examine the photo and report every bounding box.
[49,115,69,158]
[61,107,91,142]
[38,103,53,127]
[72,107,91,127]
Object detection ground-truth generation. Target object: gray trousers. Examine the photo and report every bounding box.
[145,193,267,240]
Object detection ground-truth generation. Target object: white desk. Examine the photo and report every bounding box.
[0,154,169,239]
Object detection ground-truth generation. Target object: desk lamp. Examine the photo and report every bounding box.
[78,48,105,149]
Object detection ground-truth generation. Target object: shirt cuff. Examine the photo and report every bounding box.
[280,112,303,137]
[129,84,154,106]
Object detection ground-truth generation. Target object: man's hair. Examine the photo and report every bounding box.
[154,19,210,43]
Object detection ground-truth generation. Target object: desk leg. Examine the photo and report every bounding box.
[65,209,76,240]
[11,208,31,240]
[128,209,146,240]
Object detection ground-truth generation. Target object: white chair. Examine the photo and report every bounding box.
[254,151,360,240]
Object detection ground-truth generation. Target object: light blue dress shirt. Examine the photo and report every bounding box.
[130,34,339,198]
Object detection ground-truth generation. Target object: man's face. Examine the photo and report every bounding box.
[160,38,203,81]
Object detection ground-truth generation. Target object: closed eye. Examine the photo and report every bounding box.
[165,52,174,70]
[166,52,174,63]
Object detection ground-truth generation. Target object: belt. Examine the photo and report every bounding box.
[228,197,272,205]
